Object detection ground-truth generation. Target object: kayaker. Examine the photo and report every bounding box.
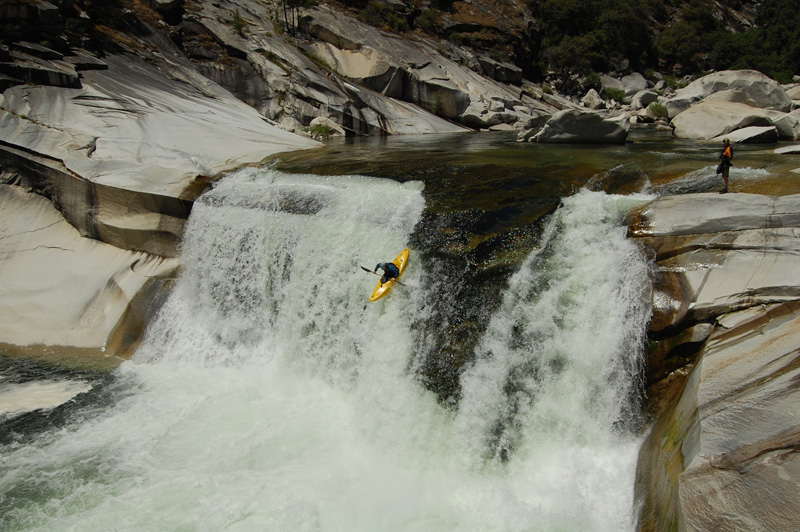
[717,138,733,193]
[373,261,400,285]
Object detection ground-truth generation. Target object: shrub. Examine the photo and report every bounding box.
[649,102,668,119]
[602,87,626,103]
[416,8,441,33]
[431,93,444,115]
[581,73,602,93]
[231,8,247,36]
[310,122,333,139]
[359,1,409,33]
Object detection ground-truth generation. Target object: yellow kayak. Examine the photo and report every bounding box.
[369,248,409,302]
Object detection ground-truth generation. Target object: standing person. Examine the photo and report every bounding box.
[373,261,399,285]
[717,138,733,193]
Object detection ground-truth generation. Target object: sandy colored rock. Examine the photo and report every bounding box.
[0,184,177,353]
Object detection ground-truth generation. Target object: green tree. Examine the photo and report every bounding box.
[708,0,800,82]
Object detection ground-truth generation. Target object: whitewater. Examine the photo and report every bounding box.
[1,167,653,532]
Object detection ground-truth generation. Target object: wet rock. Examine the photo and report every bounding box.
[712,125,779,143]
[775,144,800,155]
[636,301,800,532]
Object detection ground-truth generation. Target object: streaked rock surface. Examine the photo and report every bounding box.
[629,192,800,531]
[0,185,178,357]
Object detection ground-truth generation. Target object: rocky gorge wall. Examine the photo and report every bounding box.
[628,194,800,531]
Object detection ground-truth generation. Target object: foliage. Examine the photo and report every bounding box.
[602,87,626,103]
[649,102,668,119]
[416,8,442,33]
[448,32,464,46]
[310,122,333,139]
[431,93,444,116]
[581,73,602,93]
[526,0,800,83]
[708,0,800,83]
[231,8,247,36]
[535,0,656,84]
[358,1,409,33]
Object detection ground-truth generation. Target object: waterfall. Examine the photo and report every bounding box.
[0,168,652,532]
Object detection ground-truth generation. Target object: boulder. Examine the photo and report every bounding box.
[309,116,346,138]
[477,56,523,84]
[776,144,800,155]
[630,90,658,110]
[785,85,800,100]
[581,88,606,110]
[666,69,792,119]
[532,109,629,143]
[712,125,778,144]
[670,100,791,140]
[638,101,668,123]
[621,72,647,96]
[773,110,800,140]
[599,74,624,92]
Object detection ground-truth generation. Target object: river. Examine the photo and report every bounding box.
[1,128,795,531]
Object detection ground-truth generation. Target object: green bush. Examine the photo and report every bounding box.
[649,102,668,119]
[310,122,333,139]
[359,1,409,33]
[416,8,441,33]
[602,87,626,103]
[581,73,602,93]
[447,32,464,46]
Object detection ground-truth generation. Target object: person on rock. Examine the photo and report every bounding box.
[717,138,733,193]
[373,261,400,285]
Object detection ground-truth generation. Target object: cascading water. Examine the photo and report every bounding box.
[0,167,652,532]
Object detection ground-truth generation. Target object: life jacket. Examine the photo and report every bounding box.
[723,145,732,159]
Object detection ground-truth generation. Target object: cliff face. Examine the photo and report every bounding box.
[628,194,800,531]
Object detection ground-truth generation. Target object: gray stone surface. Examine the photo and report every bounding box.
[532,109,629,143]
[630,192,800,532]
[0,185,178,353]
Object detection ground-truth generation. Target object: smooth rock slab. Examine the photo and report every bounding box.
[636,301,800,532]
[628,193,800,330]
[0,184,178,353]
[666,69,792,119]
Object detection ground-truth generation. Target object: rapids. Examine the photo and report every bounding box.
[1,165,654,531]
